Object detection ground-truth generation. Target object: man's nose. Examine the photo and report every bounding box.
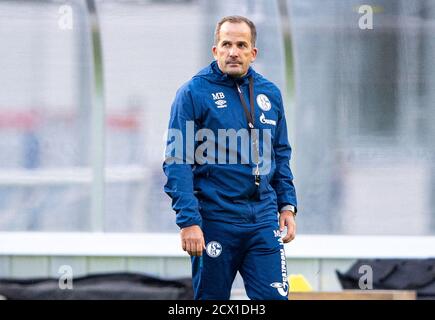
[229,46,239,57]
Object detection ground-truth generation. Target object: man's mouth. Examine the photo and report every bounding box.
[226,61,241,66]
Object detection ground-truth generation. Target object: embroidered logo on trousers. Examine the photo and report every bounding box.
[206,241,222,258]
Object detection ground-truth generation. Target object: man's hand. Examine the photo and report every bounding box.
[279,210,296,243]
[180,225,206,256]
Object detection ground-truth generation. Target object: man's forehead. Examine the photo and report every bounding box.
[219,22,251,41]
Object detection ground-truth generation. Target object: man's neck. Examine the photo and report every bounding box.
[229,72,247,79]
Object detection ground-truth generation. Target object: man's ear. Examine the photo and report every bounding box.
[251,47,258,62]
[212,46,218,59]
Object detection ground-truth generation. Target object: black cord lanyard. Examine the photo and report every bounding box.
[235,77,260,186]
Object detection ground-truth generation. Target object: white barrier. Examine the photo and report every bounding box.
[0,232,434,259]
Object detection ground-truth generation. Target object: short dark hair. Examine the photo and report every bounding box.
[214,15,257,47]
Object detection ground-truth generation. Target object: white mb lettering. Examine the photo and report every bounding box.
[212,92,225,100]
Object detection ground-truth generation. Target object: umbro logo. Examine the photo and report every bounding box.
[212,92,227,108]
[215,100,227,108]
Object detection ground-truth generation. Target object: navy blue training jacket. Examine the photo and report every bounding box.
[163,61,297,229]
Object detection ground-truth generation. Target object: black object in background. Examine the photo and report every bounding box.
[336,259,435,300]
[0,272,193,300]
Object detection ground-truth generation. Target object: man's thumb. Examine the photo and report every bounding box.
[279,219,284,232]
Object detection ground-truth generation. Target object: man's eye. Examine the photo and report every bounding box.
[223,43,231,47]
[238,43,247,48]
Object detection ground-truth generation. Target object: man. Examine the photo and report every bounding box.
[163,16,297,300]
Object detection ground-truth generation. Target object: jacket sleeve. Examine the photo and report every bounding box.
[270,91,298,212]
[162,85,202,229]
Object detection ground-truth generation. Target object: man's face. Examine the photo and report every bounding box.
[212,22,258,78]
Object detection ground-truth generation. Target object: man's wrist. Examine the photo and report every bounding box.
[280,205,296,217]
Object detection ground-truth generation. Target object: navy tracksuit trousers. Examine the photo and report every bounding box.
[191,219,289,300]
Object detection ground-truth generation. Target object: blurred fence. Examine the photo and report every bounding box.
[0,0,434,236]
